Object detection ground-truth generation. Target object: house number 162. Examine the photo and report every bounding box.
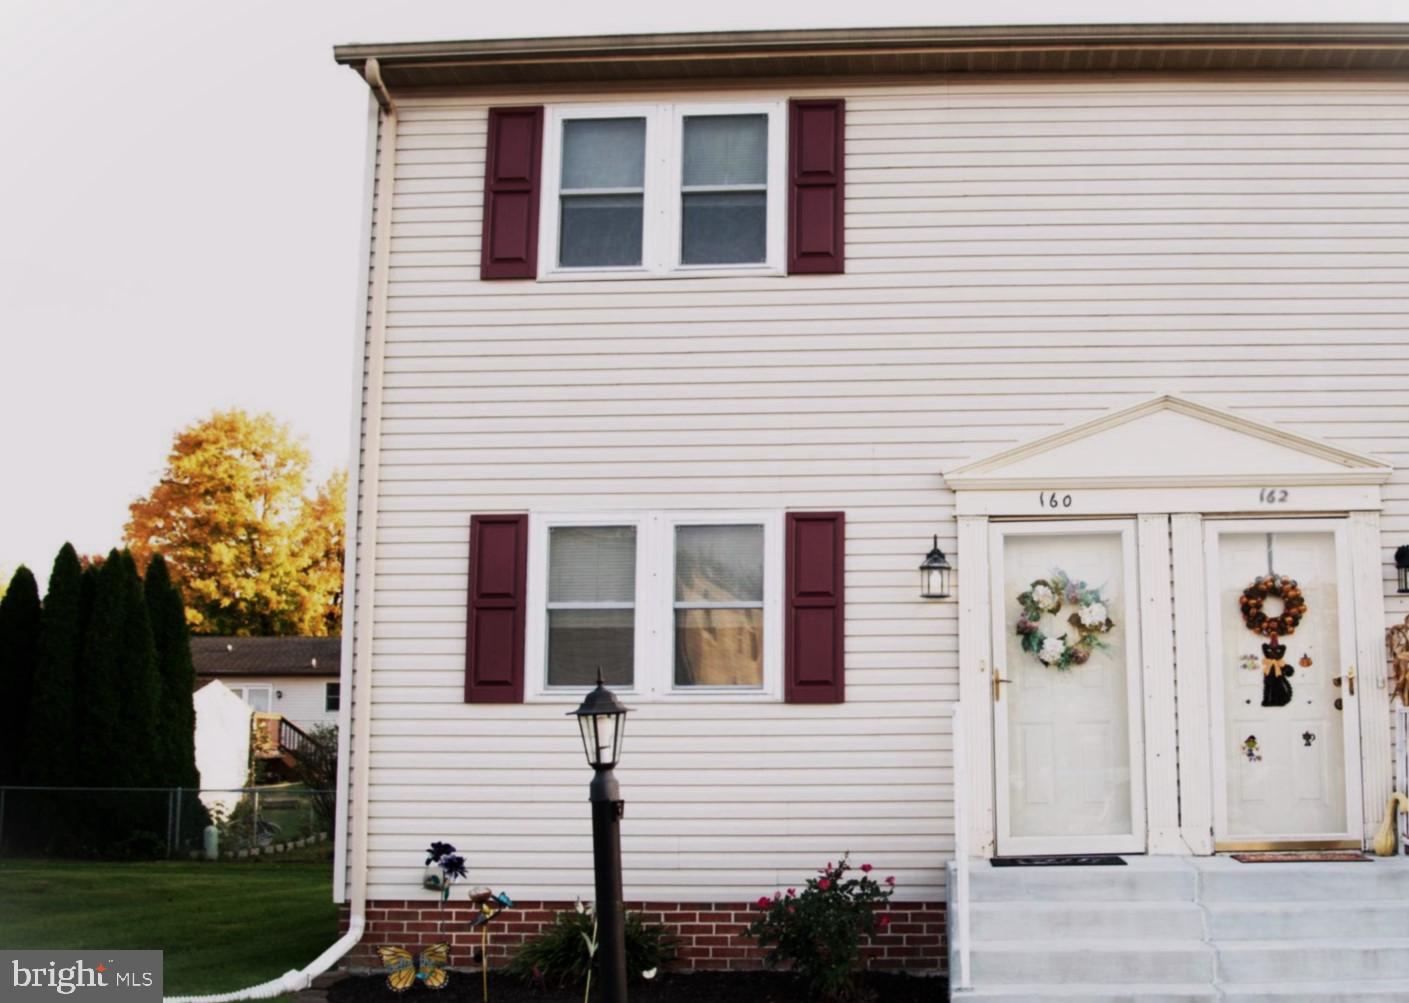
[1039,491,1073,509]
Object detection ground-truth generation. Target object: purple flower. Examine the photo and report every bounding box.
[1016,618,1037,635]
[426,841,456,864]
[1065,582,1080,602]
[440,854,468,881]
[1070,648,1091,665]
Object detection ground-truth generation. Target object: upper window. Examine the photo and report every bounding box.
[325,682,341,713]
[539,103,786,277]
[526,512,782,699]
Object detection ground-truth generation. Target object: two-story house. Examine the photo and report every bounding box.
[324,23,1409,1000]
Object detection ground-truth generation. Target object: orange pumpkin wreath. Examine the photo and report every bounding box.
[1240,574,1307,637]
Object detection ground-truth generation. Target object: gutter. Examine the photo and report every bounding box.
[164,59,397,1003]
[333,21,1409,69]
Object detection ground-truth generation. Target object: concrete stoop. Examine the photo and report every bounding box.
[948,856,1409,1003]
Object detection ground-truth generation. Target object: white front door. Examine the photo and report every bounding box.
[1205,519,1364,848]
[990,520,1147,855]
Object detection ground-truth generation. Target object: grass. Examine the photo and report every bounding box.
[0,845,338,995]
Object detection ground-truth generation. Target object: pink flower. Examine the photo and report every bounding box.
[860,863,873,873]
[885,876,896,886]
[756,896,771,909]
[773,891,782,901]
[818,878,831,890]
[786,888,796,897]
[877,915,891,930]
[824,861,833,873]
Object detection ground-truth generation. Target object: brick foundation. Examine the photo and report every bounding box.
[340,899,947,974]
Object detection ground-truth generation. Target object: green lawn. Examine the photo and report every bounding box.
[0,848,338,995]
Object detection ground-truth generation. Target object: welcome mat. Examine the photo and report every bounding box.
[991,855,1126,867]
[1230,851,1370,863]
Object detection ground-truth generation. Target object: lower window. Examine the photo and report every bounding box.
[528,512,781,699]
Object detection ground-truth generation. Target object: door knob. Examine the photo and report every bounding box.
[993,672,1013,703]
[1347,666,1356,696]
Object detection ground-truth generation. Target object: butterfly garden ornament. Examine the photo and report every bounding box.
[378,944,450,993]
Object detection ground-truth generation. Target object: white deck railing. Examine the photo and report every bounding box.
[951,703,971,991]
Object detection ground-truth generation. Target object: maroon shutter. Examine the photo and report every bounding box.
[785,512,845,703]
[480,107,544,280]
[465,514,528,703]
[787,99,845,275]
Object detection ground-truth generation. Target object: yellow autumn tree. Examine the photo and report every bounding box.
[125,410,346,636]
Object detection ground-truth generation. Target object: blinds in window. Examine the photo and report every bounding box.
[549,526,635,603]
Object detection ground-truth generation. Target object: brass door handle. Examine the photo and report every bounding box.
[1347,666,1356,697]
[994,673,1013,703]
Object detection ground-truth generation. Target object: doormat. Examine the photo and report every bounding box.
[991,855,1126,867]
[1230,851,1370,863]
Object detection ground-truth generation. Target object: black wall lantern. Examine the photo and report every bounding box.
[568,673,631,1003]
[919,535,953,599]
[1396,544,1409,594]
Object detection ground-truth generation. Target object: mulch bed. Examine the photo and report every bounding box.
[329,970,946,1003]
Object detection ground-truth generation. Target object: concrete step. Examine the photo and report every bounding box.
[972,900,1205,941]
[1220,978,1409,1002]
[1218,938,1409,983]
[1207,900,1409,940]
[970,861,1196,903]
[971,939,1214,985]
[1198,861,1409,902]
[955,985,1218,1003]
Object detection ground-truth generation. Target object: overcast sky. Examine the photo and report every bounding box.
[1,0,1404,585]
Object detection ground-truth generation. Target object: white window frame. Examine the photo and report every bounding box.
[230,683,273,712]
[525,510,784,702]
[537,101,787,281]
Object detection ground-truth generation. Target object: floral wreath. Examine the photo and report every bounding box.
[1015,570,1115,671]
[1239,574,1306,637]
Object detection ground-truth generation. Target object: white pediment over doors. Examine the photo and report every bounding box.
[943,394,1391,516]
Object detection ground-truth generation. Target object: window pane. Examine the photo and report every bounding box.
[550,526,636,603]
[548,609,634,687]
[674,608,763,686]
[681,192,766,265]
[562,117,646,189]
[675,524,764,602]
[560,194,643,267]
[245,688,271,712]
[683,115,767,187]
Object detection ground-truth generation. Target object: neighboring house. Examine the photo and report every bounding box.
[329,24,1409,997]
[191,636,342,731]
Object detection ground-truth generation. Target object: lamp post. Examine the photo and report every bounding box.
[1396,544,1409,594]
[569,672,631,1003]
[919,535,953,599]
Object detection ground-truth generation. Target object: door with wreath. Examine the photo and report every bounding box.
[988,520,1147,855]
[1204,519,1364,848]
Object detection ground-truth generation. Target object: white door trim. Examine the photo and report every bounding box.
[990,518,1148,856]
[1204,517,1365,846]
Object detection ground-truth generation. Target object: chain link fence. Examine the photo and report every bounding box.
[0,786,335,860]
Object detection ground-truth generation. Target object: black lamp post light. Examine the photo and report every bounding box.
[569,671,631,1003]
[919,535,953,599]
[1397,544,1409,595]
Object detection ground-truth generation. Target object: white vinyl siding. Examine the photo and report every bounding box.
[350,76,1409,904]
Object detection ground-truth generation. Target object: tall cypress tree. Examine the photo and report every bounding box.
[116,552,161,788]
[80,551,128,790]
[24,546,84,788]
[144,555,199,788]
[23,546,87,852]
[0,567,42,787]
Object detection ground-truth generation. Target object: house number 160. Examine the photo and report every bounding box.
[1039,491,1073,509]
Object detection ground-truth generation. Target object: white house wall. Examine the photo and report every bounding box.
[347,75,1409,904]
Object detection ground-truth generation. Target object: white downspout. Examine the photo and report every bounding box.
[164,59,397,1002]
